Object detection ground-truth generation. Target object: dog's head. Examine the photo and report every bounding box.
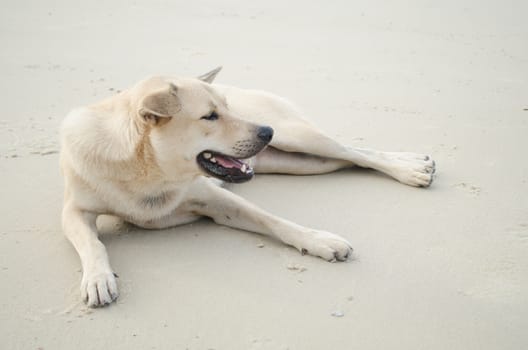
[130,68,273,183]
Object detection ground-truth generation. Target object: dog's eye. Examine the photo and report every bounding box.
[201,111,219,121]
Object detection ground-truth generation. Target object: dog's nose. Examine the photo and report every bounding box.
[257,126,274,143]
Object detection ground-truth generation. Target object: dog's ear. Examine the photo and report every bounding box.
[138,83,181,125]
[197,66,222,83]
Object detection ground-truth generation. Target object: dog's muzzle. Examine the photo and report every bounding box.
[196,126,274,183]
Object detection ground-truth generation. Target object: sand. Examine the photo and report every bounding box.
[1,1,527,349]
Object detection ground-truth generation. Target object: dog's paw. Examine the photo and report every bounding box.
[385,152,436,187]
[80,269,119,308]
[296,230,353,262]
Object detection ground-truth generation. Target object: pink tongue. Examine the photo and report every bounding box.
[215,155,243,169]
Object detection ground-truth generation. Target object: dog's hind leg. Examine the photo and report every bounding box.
[263,124,435,187]
[253,147,352,175]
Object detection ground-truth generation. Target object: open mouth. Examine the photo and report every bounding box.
[196,151,254,183]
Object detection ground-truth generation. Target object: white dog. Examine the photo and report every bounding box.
[60,67,435,307]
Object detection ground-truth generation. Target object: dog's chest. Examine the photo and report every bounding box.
[105,187,186,222]
[139,192,175,210]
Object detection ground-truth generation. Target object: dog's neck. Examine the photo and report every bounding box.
[66,93,164,183]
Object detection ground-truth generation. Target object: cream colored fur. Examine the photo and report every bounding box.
[61,68,435,307]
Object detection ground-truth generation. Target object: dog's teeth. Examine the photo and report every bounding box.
[210,157,217,163]
[241,164,247,173]
[203,152,211,159]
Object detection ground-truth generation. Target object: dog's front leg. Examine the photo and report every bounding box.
[62,203,118,307]
[183,177,352,262]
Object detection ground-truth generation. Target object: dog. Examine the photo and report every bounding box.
[60,67,435,307]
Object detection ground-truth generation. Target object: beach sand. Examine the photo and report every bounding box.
[1,1,527,349]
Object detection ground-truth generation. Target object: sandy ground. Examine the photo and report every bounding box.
[1,0,527,349]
